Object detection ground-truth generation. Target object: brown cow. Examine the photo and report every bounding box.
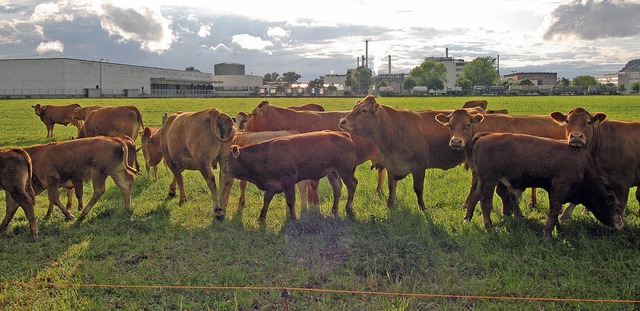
[468,132,624,235]
[288,103,326,112]
[13,136,138,222]
[0,148,38,241]
[72,105,106,122]
[78,106,144,141]
[435,109,581,220]
[462,99,488,110]
[339,95,466,210]
[140,127,161,179]
[243,101,385,197]
[155,109,236,219]
[32,103,82,138]
[222,130,358,221]
[551,107,640,216]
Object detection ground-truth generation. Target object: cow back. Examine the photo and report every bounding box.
[79,106,144,141]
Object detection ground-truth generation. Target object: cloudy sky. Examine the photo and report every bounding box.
[1,0,639,81]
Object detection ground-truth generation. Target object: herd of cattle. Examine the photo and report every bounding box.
[0,96,635,242]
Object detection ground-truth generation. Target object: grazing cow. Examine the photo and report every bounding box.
[155,109,236,219]
[0,148,38,241]
[434,109,570,216]
[32,103,82,138]
[223,131,358,221]
[339,95,466,210]
[551,107,640,216]
[462,99,488,110]
[243,101,385,197]
[72,105,106,122]
[486,109,509,114]
[468,132,624,235]
[78,106,144,141]
[13,136,139,222]
[288,103,326,112]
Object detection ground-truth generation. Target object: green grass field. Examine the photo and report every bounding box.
[1,96,639,310]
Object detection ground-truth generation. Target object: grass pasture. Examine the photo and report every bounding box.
[1,96,640,310]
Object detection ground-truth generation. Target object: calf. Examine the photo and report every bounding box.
[140,127,161,179]
[462,99,488,110]
[78,106,144,141]
[223,131,358,221]
[32,103,82,138]
[15,136,139,222]
[0,148,38,241]
[469,132,624,235]
[154,109,236,219]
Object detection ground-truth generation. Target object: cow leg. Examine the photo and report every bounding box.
[527,187,538,209]
[168,177,177,197]
[259,191,277,221]
[8,188,38,242]
[217,172,235,208]
[284,185,297,222]
[72,179,84,212]
[237,179,246,207]
[496,182,523,218]
[110,172,133,212]
[199,164,223,220]
[464,178,483,223]
[387,174,398,208]
[559,203,578,221]
[47,184,76,221]
[376,167,386,194]
[308,180,320,206]
[77,175,107,222]
[0,198,20,237]
[479,180,497,230]
[341,174,358,217]
[296,180,308,210]
[327,172,343,217]
[543,190,566,236]
[463,171,479,211]
[412,170,426,211]
[46,123,54,138]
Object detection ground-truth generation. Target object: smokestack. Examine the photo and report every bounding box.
[388,55,391,74]
[446,47,449,58]
[357,56,360,68]
[365,40,369,68]
[361,55,365,68]
[497,54,500,75]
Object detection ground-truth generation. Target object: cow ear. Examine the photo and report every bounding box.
[550,112,567,125]
[257,101,269,116]
[353,100,362,109]
[593,113,607,125]
[143,127,152,138]
[231,145,240,159]
[434,113,450,126]
[471,114,484,124]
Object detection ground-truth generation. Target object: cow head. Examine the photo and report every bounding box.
[209,109,236,142]
[243,101,272,132]
[234,111,249,131]
[550,107,606,147]
[435,109,484,150]
[339,95,380,137]
[140,127,163,172]
[222,145,244,177]
[31,104,45,116]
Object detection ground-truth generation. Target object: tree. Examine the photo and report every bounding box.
[631,82,640,94]
[618,84,626,93]
[518,79,534,86]
[345,66,372,94]
[282,71,301,83]
[571,75,598,88]
[402,77,417,91]
[557,77,570,86]
[456,57,500,92]
[408,60,447,90]
[263,72,280,84]
[185,66,200,72]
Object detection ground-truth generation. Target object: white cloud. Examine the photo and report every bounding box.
[30,2,73,23]
[36,40,64,54]
[203,43,231,52]
[232,34,273,53]
[100,3,176,53]
[197,24,211,38]
[0,20,44,44]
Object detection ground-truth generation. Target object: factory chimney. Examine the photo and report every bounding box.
[361,55,365,68]
[446,47,449,58]
[388,55,391,74]
[357,56,360,68]
[365,40,369,68]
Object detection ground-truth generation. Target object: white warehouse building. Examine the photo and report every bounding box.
[0,58,221,98]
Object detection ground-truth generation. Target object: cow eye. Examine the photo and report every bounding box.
[361,109,368,113]
[466,123,471,128]
[586,120,592,126]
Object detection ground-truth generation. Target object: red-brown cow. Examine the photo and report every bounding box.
[140,127,161,179]
[72,105,106,122]
[469,132,624,235]
[223,130,358,221]
[32,103,82,138]
[551,107,640,216]
[13,136,139,222]
[78,106,144,141]
[0,148,38,241]
[462,99,488,110]
[339,95,465,210]
[243,101,385,197]
[434,108,571,216]
[288,103,326,112]
[155,109,236,219]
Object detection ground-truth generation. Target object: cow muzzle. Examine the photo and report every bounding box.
[568,132,586,147]
[339,118,352,131]
[449,137,465,149]
[613,213,624,230]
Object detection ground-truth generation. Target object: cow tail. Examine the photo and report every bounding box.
[14,148,36,206]
[135,108,144,138]
[117,141,141,176]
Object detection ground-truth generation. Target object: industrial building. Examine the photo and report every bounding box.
[0,58,219,98]
[502,72,558,89]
